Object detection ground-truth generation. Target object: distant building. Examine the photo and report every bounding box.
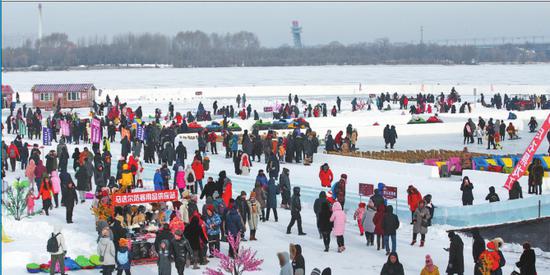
[291,20,303,48]
[32,83,96,110]
[2,85,14,109]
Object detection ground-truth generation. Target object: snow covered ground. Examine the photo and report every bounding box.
[3,65,550,274]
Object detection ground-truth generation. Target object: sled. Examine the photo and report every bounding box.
[26,263,41,273]
[75,255,94,269]
[407,117,426,124]
[89,254,102,266]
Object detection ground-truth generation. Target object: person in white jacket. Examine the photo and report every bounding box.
[48,224,67,275]
[278,252,293,275]
[97,228,116,275]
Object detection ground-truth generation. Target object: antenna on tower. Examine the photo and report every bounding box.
[420,26,424,45]
[38,3,43,41]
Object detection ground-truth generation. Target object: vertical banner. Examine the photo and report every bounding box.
[136,124,144,141]
[60,120,71,137]
[504,113,550,190]
[42,127,52,146]
[91,118,101,144]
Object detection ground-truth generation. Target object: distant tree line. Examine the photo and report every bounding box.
[2,31,548,70]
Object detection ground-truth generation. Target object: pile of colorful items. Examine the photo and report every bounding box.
[471,154,550,175]
[424,156,463,177]
[26,255,102,273]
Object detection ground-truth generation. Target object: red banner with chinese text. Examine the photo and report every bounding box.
[504,113,550,190]
[112,190,179,206]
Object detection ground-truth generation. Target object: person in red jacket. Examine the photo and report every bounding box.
[38,176,53,216]
[319,163,334,188]
[208,131,218,154]
[7,141,20,172]
[192,159,205,193]
[407,185,423,224]
[373,204,386,251]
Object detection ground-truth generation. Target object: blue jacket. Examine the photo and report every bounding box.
[224,208,243,237]
[116,247,132,270]
[231,135,239,151]
[256,174,268,188]
[205,213,222,236]
[154,172,163,190]
[266,178,279,208]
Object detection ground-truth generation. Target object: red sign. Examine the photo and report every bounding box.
[504,113,550,190]
[195,91,203,96]
[263,106,273,112]
[382,186,398,199]
[112,190,179,206]
[359,183,374,197]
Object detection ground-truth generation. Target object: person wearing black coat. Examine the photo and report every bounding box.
[58,146,69,172]
[382,205,399,255]
[292,244,305,275]
[235,192,250,239]
[19,143,29,170]
[388,126,398,149]
[485,186,500,203]
[287,187,305,235]
[516,242,536,275]
[383,125,390,149]
[63,181,78,223]
[216,171,227,196]
[509,181,523,200]
[313,191,328,238]
[111,219,128,251]
[317,201,333,252]
[267,153,280,179]
[171,230,193,275]
[175,142,187,165]
[472,229,485,275]
[121,136,131,158]
[184,216,208,267]
[200,177,217,200]
[380,252,404,275]
[460,176,474,205]
[446,232,464,275]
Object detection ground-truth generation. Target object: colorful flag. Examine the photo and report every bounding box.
[136,124,144,141]
[504,113,550,190]
[91,118,101,144]
[42,127,52,146]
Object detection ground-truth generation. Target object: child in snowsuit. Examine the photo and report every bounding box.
[353,202,366,235]
[26,189,37,215]
[330,201,347,252]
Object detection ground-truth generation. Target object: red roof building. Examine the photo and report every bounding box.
[31,83,96,110]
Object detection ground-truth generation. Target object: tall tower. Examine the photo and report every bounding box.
[38,3,43,40]
[291,20,302,48]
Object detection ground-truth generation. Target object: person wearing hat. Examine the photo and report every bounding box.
[287,187,306,235]
[116,238,132,275]
[421,254,440,275]
[334,174,347,209]
[98,228,116,275]
[235,191,250,240]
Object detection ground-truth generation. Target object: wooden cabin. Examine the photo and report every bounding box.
[32,83,96,110]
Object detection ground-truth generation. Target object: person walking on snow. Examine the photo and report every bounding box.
[287,187,306,235]
[47,224,67,275]
[330,201,346,252]
[411,200,431,247]
[319,163,333,188]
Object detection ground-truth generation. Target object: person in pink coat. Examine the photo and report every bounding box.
[330,201,347,253]
[50,170,61,208]
[25,159,36,187]
[26,189,37,215]
[175,165,186,197]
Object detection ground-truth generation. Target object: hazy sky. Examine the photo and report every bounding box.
[3,2,550,47]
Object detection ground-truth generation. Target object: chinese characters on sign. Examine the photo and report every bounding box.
[112,190,179,206]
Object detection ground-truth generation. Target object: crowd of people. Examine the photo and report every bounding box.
[1,89,543,275]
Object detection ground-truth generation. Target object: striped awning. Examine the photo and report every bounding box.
[32,83,96,93]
